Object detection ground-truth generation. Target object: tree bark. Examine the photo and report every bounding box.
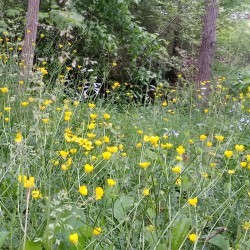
[196,0,218,97]
[20,0,40,80]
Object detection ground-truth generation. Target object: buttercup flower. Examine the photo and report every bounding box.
[95,140,102,146]
[69,233,78,245]
[188,197,198,207]
[215,135,224,142]
[103,113,111,119]
[18,175,35,189]
[188,233,198,243]
[235,144,245,152]
[107,178,116,187]
[87,122,96,130]
[59,150,69,159]
[139,162,150,169]
[224,150,233,158]
[240,162,247,168]
[79,185,88,195]
[15,132,23,143]
[95,187,104,200]
[176,145,185,155]
[93,227,102,236]
[42,118,49,124]
[90,113,97,120]
[200,134,207,141]
[143,188,150,196]
[172,166,181,174]
[102,151,112,160]
[228,170,235,174]
[106,146,118,153]
[88,103,96,108]
[21,102,29,107]
[243,221,250,231]
[0,87,9,93]
[32,190,42,198]
[84,164,94,174]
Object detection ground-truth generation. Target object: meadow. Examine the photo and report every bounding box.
[0,35,250,250]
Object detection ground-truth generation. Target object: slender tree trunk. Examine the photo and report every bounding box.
[196,0,218,97]
[20,0,40,80]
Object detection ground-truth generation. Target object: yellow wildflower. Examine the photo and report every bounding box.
[215,135,224,142]
[103,113,111,119]
[84,164,94,174]
[87,122,96,130]
[93,227,102,236]
[95,187,104,200]
[139,162,150,169]
[87,133,96,139]
[102,151,112,160]
[172,166,181,174]
[70,148,77,154]
[224,150,233,158]
[18,175,35,189]
[106,146,118,153]
[42,118,49,124]
[79,185,88,196]
[228,170,235,174]
[176,145,185,155]
[235,144,245,152]
[95,140,102,146]
[88,103,96,108]
[175,178,182,186]
[243,221,250,231]
[240,162,247,168]
[107,178,116,187]
[188,233,198,243]
[188,197,198,207]
[90,113,97,120]
[32,190,42,199]
[102,136,110,143]
[162,101,167,107]
[15,132,23,143]
[200,134,207,141]
[0,87,9,93]
[69,233,78,245]
[143,188,150,196]
[59,150,69,159]
[73,101,79,106]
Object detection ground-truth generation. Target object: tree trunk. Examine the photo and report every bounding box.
[196,0,218,97]
[20,0,40,80]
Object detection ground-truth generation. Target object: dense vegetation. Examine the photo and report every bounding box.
[0,0,249,249]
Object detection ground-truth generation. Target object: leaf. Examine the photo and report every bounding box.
[24,241,43,250]
[207,235,230,249]
[49,10,85,29]
[6,8,23,17]
[0,231,9,248]
[113,196,134,222]
[171,216,191,250]
[79,225,93,238]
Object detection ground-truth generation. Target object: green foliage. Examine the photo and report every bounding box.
[0,231,9,248]
[171,216,192,250]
